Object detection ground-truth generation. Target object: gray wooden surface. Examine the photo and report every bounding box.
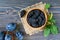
[0,0,60,40]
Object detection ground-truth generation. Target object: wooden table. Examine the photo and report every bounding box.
[0,0,60,40]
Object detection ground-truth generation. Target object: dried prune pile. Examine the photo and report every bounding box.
[27,9,46,28]
[20,10,26,17]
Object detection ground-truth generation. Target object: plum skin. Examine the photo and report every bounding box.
[5,34,12,40]
[15,31,23,40]
[6,23,16,31]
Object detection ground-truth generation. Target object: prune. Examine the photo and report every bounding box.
[38,17,42,26]
[38,16,42,20]
[41,19,46,25]
[5,34,12,40]
[28,12,34,18]
[20,10,26,17]
[31,23,38,27]
[32,15,37,19]
[6,23,16,31]
[33,9,40,16]
[40,12,45,20]
[15,31,23,40]
[27,9,46,28]
[29,18,35,22]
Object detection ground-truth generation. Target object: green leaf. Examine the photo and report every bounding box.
[48,19,56,24]
[45,3,51,9]
[50,24,58,35]
[51,19,56,23]
[44,27,50,37]
[49,12,53,20]
[48,12,56,24]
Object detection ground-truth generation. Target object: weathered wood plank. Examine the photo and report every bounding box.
[0,0,60,7]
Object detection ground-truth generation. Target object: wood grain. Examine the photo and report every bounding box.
[0,0,60,40]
